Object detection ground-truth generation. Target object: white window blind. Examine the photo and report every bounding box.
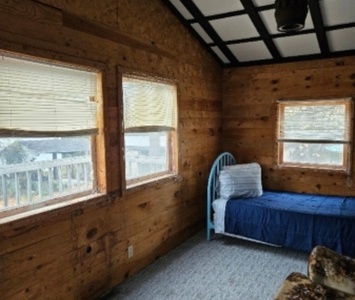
[122,75,176,133]
[277,98,353,172]
[0,55,98,137]
[278,99,352,144]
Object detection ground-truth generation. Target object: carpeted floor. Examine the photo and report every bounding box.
[102,231,308,300]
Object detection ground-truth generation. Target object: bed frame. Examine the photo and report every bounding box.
[206,152,236,240]
[206,152,355,257]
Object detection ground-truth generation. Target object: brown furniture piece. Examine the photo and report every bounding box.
[274,246,355,299]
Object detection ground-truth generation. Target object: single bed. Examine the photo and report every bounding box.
[207,152,355,256]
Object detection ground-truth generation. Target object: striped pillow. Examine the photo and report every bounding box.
[218,163,263,199]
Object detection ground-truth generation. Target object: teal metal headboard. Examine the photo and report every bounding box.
[206,152,236,240]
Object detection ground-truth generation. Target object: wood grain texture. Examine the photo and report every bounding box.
[222,56,355,195]
[0,0,62,24]
[62,12,176,61]
[0,0,221,299]
[4,1,354,298]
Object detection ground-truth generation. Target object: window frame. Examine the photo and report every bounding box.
[276,98,353,174]
[119,69,179,190]
[0,51,105,218]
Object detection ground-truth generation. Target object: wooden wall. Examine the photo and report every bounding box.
[0,1,222,299]
[222,56,355,196]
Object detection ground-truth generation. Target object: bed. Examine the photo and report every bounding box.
[207,152,355,256]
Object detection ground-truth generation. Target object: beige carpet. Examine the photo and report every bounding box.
[101,231,308,300]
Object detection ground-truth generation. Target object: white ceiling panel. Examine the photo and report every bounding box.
[163,0,355,67]
[320,0,355,26]
[210,15,259,41]
[169,0,193,20]
[274,34,320,57]
[228,41,273,62]
[192,0,244,16]
[191,23,213,43]
[211,46,230,64]
[327,28,355,52]
[259,9,314,35]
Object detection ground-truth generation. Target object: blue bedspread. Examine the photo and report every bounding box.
[224,191,355,256]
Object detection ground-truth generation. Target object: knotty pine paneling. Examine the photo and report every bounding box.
[0,0,222,299]
[222,56,355,196]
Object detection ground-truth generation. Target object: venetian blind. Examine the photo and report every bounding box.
[122,75,176,133]
[0,55,98,137]
[278,98,352,144]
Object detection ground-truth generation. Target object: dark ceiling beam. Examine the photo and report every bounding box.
[225,36,262,45]
[221,28,316,46]
[180,0,239,64]
[327,22,355,31]
[164,0,355,68]
[195,4,275,23]
[272,28,315,38]
[308,0,329,54]
[192,3,275,24]
[161,0,232,66]
[193,9,246,23]
[257,4,275,12]
[239,0,281,59]
[232,49,355,68]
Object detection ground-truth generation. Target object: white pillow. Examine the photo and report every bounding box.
[218,163,263,199]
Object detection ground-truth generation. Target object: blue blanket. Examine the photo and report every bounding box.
[225,191,355,256]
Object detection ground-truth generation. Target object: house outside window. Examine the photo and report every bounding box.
[277,98,353,173]
[121,73,178,187]
[0,53,100,214]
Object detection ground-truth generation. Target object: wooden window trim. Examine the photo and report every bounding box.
[118,68,179,190]
[277,98,353,174]
[0,51,107,219]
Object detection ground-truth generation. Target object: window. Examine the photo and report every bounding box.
[0,53,100,214]
[122,74,177,187]
[277,98,353,173]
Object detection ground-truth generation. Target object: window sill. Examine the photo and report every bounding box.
[277,163,350,175]
[125,173,182,194]
[0,192,106,226]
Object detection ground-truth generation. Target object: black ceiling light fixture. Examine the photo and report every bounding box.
[275,0,309,32]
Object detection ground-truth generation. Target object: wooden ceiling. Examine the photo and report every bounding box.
[163,0,355,67]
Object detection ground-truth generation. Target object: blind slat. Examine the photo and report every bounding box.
[278,99,352,141]
[123,76,176,132]
[0,55,98,137]
[0,128,98,138]
[277,139,350,144]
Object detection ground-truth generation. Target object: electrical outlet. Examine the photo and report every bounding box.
[128,245,134,258]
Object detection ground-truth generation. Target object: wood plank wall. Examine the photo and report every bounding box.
[222,56,355,196]
[0,1,222,299]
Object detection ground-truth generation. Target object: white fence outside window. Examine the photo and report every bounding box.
[0,156,92,211]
